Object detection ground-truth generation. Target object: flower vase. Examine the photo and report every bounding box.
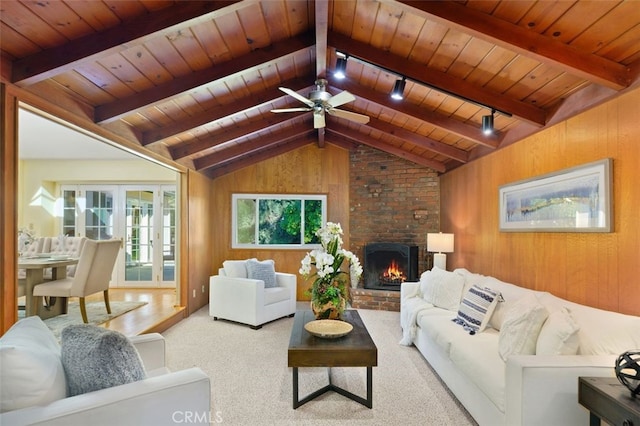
[311,295,346,320]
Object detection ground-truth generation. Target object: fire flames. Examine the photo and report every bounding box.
[381,260,406,284]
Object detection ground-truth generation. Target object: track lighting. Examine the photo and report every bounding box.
[334,56,348,80]
[336,49,513,121]
[391,77,406,100]
[482,109,495,135]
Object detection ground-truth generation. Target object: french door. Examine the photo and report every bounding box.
[61,185,177,288]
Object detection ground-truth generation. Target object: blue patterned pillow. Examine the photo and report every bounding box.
[453,285,501,334]
[246,259,277,288]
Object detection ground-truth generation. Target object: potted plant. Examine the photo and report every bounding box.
[299,222,363,319]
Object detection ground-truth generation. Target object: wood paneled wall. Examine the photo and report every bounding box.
[440,87,640,316]
[185,169,214,314]
[210,143,351,300]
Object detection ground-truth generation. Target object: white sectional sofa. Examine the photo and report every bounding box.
[400,267,640,426]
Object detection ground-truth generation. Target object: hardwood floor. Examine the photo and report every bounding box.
[84,288,186,336]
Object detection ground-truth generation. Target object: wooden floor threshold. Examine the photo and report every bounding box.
[140,306,187,334]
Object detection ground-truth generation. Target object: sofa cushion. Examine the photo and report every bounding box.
[0,316,67,413]
[264,286,289,305]
[61,324,146,397]
[536,307,580,355]
[420,267,465,312]
[246,259,277,288]
[448,327,506,413]
[223,260,249,278]
[498,294,548,361]
[453,285,501,334]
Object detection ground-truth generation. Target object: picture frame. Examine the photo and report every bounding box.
[499,158,612,232]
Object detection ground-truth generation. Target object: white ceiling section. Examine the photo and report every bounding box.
[18,108,137,161]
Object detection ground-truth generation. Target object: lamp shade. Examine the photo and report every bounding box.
[427,233,454,253]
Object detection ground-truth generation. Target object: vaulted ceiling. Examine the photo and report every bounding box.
[2,0,639,178]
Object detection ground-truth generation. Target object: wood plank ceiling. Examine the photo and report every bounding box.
[1,0,639,178]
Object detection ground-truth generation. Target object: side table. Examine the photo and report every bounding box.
[579,377,640,426]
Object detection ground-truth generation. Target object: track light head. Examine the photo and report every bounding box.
[391,78,406,100]
[334,57,348,80]
[482,110,495,135]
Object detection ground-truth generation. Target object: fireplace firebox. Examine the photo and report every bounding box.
[364,243,419,290]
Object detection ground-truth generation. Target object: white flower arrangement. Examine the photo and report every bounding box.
[299,222,363,312]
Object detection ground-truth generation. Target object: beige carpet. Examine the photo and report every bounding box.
[38,301,147,338]
[162,305,477,425]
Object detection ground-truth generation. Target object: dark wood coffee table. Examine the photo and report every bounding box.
[288,309,377,409]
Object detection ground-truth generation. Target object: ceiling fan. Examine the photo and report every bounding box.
[271,79,370,129]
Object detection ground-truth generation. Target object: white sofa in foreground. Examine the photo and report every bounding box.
[400,267,640,426]
[0,316,211,426]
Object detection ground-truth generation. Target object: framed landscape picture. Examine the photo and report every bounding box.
[499,158,612,232]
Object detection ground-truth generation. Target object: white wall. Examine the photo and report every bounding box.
[19,159,178,237]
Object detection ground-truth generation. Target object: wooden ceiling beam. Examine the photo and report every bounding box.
[206,136,314,179]
[363,116,469,163]
[142,76,315,145]
[329,31,547,126]
[328,122,446,172]
[315,0,329,79]
[329,80,500,148]
[95,31,315,123]
[395,0,631,90]
[12,1,244,86]
[324,133,359,151]
[194,124,314,170]
[171,114,303,160]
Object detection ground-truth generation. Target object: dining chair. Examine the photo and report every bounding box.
[43,236,87,279]
[32,239,122,323]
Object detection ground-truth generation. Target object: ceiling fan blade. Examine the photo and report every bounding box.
[278,87,315,107]
[271,107,312,113]
[327,108,370,124]
[313,112,326,129]
[327,90,356,108]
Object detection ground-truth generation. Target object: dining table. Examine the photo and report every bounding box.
[18,255,79,319]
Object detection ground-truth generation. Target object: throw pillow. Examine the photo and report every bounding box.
[452,285,501,334]
[223,259,250,278]
[246,259,277,288]
[536,307,580,355]
[0,316,67,413]
[498,294,549,361]
[421,267,465,312]
[61,324,146,397]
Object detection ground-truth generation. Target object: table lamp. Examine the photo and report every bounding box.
[427,232,454,270]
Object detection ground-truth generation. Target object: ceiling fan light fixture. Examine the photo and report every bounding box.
[334,57,348,80]
[482,110,495,135]
[391,78,406,100]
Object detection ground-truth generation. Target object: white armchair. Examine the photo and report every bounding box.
[209,259,297,329]
[0,316,211,426]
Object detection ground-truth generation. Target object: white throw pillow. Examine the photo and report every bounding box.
[223,259,250,278]
[489,299,511,331]
[536,307,580,355]
[0,316,67,413]
[421,267,465,312]
[453,285,501,334]
[499,294,549,361]
[246,259,277,288]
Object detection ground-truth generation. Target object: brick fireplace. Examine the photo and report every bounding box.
[348,145,441,311]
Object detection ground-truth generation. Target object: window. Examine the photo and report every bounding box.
[232,194,326,249]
